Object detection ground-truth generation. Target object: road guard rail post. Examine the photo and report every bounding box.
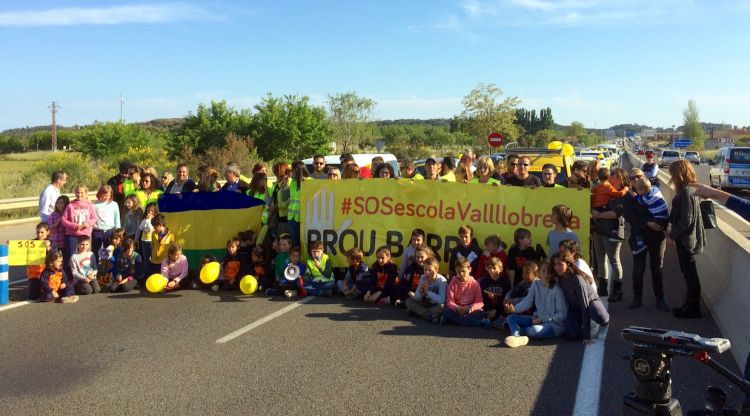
[0,245,8,304]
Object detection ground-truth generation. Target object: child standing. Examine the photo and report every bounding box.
[162,243,189,292]
[220,238,247,291]
[122,194,143,244]
[92,185,121,261]
[552,252,609,343]
[394,247,431,307]
[27,222,53,301]
[304,241,334,296]
[150,214,174,274]
[503,260,568,348]
[476,234,507,280]
[48,195,70,252]
[405,257,447,323]
[139,202,158,270]
[39,250,78,303]
[546,205,580,257]
[70,236,101,295]
[338,247,368,299]
[448,224,483,279]
[398,228,425,279]
[440,258,490,328]
[109,238,143,292]
[364,246,399,305]
[506,228,547,287]
[61,184,98,260]
[480,257,511,323]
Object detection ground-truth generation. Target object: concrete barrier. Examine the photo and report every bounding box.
[626,152,750,368]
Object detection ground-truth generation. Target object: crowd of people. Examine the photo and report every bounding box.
[29,149,711,347]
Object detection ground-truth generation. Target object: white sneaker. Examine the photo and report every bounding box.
[284,290,293,298]
[61,295,79,304]
[504,335,529,348]
[192,282,199,289]
[211,285,219,292]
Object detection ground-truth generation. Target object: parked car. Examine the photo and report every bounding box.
[709,147,750,191]
[684,151,700,165]
[658,150,682,168]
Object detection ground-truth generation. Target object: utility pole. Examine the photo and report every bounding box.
[48,101,60,152]
[119,93,124,123]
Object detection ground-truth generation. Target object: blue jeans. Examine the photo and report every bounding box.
[305,280,334,296]
[140,241,152,267]
[507,314,557,338]
[442,308,487,327]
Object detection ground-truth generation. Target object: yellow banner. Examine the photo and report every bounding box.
[8,240,46,266]
[301,180,590,274]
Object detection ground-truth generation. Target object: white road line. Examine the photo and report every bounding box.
[572,298,609,416]
[10,278,28,286]
[215,296,316,344]
[0,300,33,312]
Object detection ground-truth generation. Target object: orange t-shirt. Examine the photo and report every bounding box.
[47,271,63,291]
[591,181,628,208]
[224,260,241,281]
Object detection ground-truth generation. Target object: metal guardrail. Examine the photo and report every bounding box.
[0,191,98,212]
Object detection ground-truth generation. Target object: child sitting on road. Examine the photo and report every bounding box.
[480,257,511,324]
[440,258,489,328]
[237,230,257,259]
[506,228,547,287]
[39,250,78,303]
[546,205,580,257]
[162,243,189,292]
[503,259,568,348]
[364,246,398,305]
[70,236,100,295]
[558,239,596,289]
[150,214,174,274]
[338,247,369,299]
[476,234,507,280]
[448,224,483,279]
[109,238,143,293]
[505,261,541,308]
[304,241,334,296]
[27,222,52,301]
[220,237,246,291]
[398,228,425,279]
[394,247,432,308]
[273,246,306,298]
[405,257,447,323]
[250,246,270,292]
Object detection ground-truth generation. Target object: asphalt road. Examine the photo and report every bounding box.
[1,167,747,415]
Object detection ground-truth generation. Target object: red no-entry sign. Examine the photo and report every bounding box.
[488,132,504,147]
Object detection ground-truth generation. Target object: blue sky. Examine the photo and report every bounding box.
[2,0,749,131]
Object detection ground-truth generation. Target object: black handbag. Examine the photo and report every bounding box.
[700,200,717,230]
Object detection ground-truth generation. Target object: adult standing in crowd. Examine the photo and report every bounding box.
[39,170,67,222]
[310,155,329,179]
[470,157,502,185]
[221,162,249,193]
[668,160,706,319]
[503,154,519,182]
[107,161,133,211]
[399,158,423,180]
[269,162,292,240]
[287,161,309,247]
[165,164,197,194]
[461,149,477,175]
[541,164,563,188]
[507,156,542,187]
[641,151,660,188]
[439,156,456,182]
[160,171,173,191]
[423,158,438,180]
[197,167,220,192]
[135,173,163,209]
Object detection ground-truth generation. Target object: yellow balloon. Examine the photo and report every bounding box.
[200,261,221,284]
[239,275,258,295]
[145,273,167,293]
[562,143,575,156]
[597,153,605,160]
[547,141,563,150]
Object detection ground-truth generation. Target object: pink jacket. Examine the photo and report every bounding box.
[61,199,98,237]
[446,277,484,313]
[161,255,188,283]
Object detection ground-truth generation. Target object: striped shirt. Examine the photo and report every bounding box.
[636,187,669,220]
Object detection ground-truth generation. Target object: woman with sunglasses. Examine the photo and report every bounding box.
[134,173,163,209]
[470,157,503,185]
[642,152,660,188]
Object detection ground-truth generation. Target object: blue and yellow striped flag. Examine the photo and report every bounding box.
[158,192,264,268]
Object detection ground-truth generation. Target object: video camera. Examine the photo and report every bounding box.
[622,326,749,416]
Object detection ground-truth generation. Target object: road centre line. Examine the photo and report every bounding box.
[0,300,33,312]
[215,296,316,344]
[572,297,610,416]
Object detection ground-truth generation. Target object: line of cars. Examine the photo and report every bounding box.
[632,146,701,167]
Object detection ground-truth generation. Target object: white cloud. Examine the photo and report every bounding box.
[0,3,218,27]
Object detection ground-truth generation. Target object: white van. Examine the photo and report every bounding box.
[709,147,750,191]
[302,153,400,178]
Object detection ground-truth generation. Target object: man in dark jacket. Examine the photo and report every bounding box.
[165,164,197,194]
[107,161,133,211]
[220,162,250,193]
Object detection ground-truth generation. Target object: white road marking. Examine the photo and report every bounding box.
[573,297,609,416]
[10,278,28,286]
[0,300,33,312]
[215,296,316,343]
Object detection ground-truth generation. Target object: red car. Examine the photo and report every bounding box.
[637,149,645,155]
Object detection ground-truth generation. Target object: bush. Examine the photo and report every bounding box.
[178,133,260,176]
[30,151,105,193]
[110,146,176,177]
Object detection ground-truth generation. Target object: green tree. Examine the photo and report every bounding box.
[75,122,152,160]
[515,107,554,136]
[252,94,333,161]
[327,92,376,153]
[169,100,252,157]
[566,121,586,138]
[683,99,705,149]
[459,83,521,146]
